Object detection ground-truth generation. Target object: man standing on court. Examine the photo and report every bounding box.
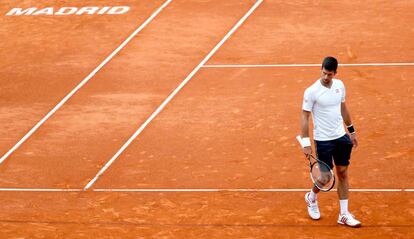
[300,56,361,227]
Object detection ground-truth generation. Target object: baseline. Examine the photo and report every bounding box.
[0,188,411,192]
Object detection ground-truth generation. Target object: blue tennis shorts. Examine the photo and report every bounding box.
[314,134,353,168]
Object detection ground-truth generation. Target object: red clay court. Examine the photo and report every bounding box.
[1,0,413,238]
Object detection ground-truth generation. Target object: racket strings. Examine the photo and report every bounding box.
[311,161,334,190]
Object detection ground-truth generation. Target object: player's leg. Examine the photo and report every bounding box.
[336,165,349,200]
[333,135,352,209]
[304,140,334,220]
[333,135,361,227]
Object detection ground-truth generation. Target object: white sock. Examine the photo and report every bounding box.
[309,190,317,201]
[340,199,349,215]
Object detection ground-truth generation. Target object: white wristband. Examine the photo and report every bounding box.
[302,137,311,147]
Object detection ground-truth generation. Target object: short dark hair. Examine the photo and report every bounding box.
[321,56,338,72]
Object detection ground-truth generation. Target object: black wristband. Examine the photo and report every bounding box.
[347,124,355,134]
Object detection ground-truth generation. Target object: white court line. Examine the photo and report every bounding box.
[83,0,264,190]
[92,188,409,192]
[0,188,412,192]
[350,189,403,192]
[93,188,309,192]
[202,63,414,68]
[0,188,82,192]
[0,0,172,165]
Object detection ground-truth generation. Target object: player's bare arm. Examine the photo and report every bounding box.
[301,110,312,156]
[341,102,358,148]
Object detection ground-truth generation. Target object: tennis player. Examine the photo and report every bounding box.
[300,56,361,227]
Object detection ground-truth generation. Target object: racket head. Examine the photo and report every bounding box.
[309,156,335,192]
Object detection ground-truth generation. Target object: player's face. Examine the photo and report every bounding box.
[320,68,336,85]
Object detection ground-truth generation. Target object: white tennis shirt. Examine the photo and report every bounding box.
[302,79,346,141]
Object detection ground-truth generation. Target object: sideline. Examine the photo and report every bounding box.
[0,0,173,164]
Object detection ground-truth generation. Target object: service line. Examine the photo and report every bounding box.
[83,0,264,190]
[0,0,172,164]
[202,63,414,68]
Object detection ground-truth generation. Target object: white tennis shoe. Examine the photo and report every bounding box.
[337,213,361,228]
[305,192,320,220]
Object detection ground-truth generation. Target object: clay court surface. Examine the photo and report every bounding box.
[1,0,414,238]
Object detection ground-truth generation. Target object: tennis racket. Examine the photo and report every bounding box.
[296,135,335,192]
